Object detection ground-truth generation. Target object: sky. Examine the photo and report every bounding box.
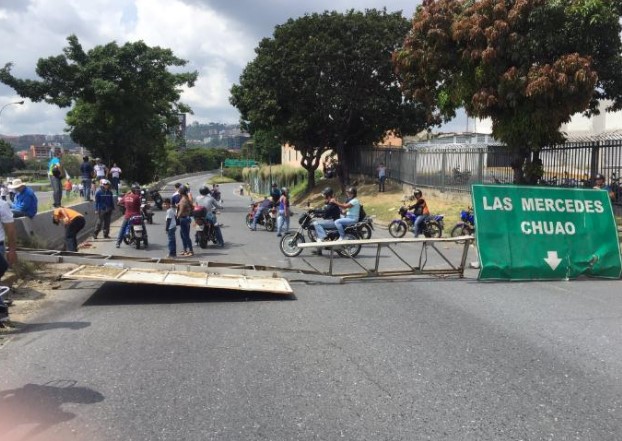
[0,0,482,137]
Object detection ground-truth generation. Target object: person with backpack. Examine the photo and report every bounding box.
[312,187,342,241]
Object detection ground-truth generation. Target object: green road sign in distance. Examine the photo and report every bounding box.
[472,184,622,280]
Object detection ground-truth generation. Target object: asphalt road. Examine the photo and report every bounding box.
[1,173,621,441]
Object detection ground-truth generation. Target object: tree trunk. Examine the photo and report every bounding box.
[300,147,323,192]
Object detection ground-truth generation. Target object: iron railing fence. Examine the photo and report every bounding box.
[350,138,622,210]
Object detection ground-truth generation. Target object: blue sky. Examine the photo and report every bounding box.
[0,0,481,136]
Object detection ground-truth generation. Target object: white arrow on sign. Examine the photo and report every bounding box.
[544,251,562,271]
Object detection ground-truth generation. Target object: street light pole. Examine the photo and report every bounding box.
[0,100,25,122]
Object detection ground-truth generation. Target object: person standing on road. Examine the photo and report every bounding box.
[93,179,115,239]
[176,185,194,256]
[163,198,177,258]
[48,150,63,208]
[80,156,94,201]
[275,187,290,237]
[52,207,86,252]
[377,163,387,192]
[109,163,122,195]
[0,199,18,322]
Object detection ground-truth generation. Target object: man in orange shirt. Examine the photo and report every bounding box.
[52,207,85,252]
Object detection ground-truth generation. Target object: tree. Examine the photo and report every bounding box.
[230,9,426,191]
[0,35,197,183]
[394,0,622,184]
[0,139,16,175]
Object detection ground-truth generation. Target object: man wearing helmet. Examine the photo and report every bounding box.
[594,173,615,200]
[332,186,361,240]
[93,179,115,239]
[408,189,430,238]
[116,182,145,248]
[195,186,224,246]
[312,187,342,242]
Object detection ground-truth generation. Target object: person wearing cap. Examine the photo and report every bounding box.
[93,179,115,239]
[8,179,38,219]
[93,158,108,181]
[52,206,85,252]
[47,150,63,208]
[80,156,94,201]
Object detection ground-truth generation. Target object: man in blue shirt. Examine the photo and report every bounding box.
[8,179,38,218]
[48,151,63,208]
[80,156,94,201]
[93,179,115,239]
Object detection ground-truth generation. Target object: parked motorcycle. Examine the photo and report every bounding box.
[246,202,276,231]
[452,166,472,184]
[450,207,475,239]
[193,206,223,248]
[388,206,444,238]
[149,189,163,210]
[122,215,148,249]
[280,210,363,258]
[140,190,154,224]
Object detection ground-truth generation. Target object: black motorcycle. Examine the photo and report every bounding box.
[246,202,276,231]
[140,190,154,224]
[122,215,148,249]
[149,189,163,210]
[193,207,222,248]
[280,210,363,258]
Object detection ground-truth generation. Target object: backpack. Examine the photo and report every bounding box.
[358,204,367,222]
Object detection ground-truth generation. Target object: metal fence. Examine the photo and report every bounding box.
[350,136,622,211]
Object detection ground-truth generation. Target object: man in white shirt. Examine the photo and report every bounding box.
[0,200,17,322]
[93,158,108,180]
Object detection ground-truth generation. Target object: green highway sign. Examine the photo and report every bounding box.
[472,184,622,280]
[224,159,257,168]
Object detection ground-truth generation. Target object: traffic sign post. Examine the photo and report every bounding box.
[472,184,622,280]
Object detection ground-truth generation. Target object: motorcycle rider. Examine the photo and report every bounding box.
[333,186,361,240]
[250,196,273,231]
[408,189,430,238]
[116,182,146,248]
[195,186,224,247]
[312,187,342,241]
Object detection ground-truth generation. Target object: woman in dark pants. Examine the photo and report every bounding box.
[52,207,86,252]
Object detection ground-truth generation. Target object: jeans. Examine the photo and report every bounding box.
[82,179,92,200]
[379,175,386,192]
[334,217,356,239]
[251,208,267,229]
[50,176,62,207]
[65,216,85,251]
[94,210,112,237]
[167,227,177,256]
[179,216,193,252]
[11,210,27,219]
[312,219,336,240]
[276,210,289,235]
[413,215,428,237]
[111,177,120,194]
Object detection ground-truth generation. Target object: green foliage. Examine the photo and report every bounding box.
[230,9,426,190]
[222,167,243,182]
[0,35,198,183]
[0,139,17,175]
[157,145,240,177]
[395,0,622,183]
[61,154,81,178]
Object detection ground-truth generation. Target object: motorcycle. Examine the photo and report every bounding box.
[140,190,154,224]
[122,215,148,249]
[246,202,276,231]
[193,206,223,248]
[388,206,444,238]
[452,166,472,184]
[356,215,374,240]
[280,210,363,258]
[450,207,475,239]
[149,189,163,210]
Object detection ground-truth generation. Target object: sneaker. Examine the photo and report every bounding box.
[276,234,282,237]
[115,242,121,248]
[93,233,98,239]
[104,234,110,239]
[166,255,176,259]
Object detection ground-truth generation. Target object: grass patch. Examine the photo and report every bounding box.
[38,192,84,212]
[11,260,43,279]
[208,176,237,184]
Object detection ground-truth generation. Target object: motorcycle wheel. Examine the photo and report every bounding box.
[424,221,443,238]
[143,236,149,248]
[280,232,305,257]
[198,232,208,249]
[307,226,317,243]
[123,235,131,245]
[265,217,275,232]
[336,232,362,258]
[245,214,253,229]
[388,220,408,238]
[358,223,372,240]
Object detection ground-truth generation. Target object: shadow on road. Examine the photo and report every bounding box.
[0,380,104,441]
[82,282,295,306]
[9,321,91,334]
